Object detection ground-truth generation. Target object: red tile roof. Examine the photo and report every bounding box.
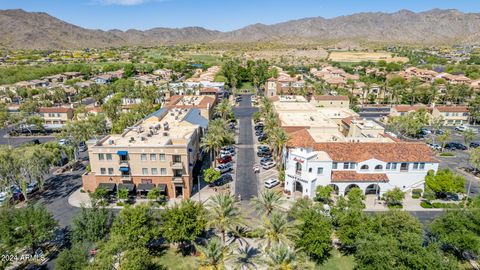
[313,142,436,163]
[331,171,389,183]
[286,128,316,148]
[313,95,349,101]
[434,105,468,113]
[38,107,71,113]
[393,105,427,113]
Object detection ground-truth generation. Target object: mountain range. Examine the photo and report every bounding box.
[1,8,480,49]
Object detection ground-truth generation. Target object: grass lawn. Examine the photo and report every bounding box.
[153,248,197,270]
[314,249,356,270]
[187,54,222,66]
[238,81,253,90]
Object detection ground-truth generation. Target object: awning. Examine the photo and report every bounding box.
[98,183,116,192]
[118,183,135,192]
[119,167,130,172]
[117,150,128,156]
[137,183,155,192]
[158,184,167,192]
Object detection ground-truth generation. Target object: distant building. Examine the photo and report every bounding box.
[432,105,469,126]
[38,107,74,128]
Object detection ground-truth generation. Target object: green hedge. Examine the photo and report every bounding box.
[420,201,433,208]
[439,152,455,157]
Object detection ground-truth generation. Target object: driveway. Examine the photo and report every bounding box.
[0,126,55,147]
[233,94,259,201]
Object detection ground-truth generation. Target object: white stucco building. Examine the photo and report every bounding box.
[284,142,439,199]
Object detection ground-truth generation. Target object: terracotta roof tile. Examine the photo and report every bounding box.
[38,107,71,113]
[331,171,389,183]
[313,142,436,163]
[286,128,316,148]
[394,105,427,112]
[434,105,468,113]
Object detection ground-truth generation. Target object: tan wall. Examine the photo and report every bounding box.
[314,100,350,109]
[432,109,469,126]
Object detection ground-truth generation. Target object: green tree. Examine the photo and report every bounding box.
[55,244,89,270]
[471,147,480,173]
[71,205,111,244]
[195,237,231,270]
[294,208,332,263]
[315,185,333,203]
[263,243,302,270]
[463,129,476,148]
[261,211,297,250]
[161,200,207,249]
[251,189,285,216]
[110,205,161,249]
[346,187,365,209]
[147,188,162,202]
[204,167,221,184]
[14,205,57,255]
[117,187,129,202]
[425,169,465,196]
[119,247,158,270]
[382,187,405,208]
[437,129,451,151]
[430,209,480,259]
[336,209,370,250]
[207,193,243,243]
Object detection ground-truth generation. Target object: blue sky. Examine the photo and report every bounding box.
[1,0,480,31]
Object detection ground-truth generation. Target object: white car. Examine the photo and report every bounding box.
[215,163,233,174]
[264,179,280,189]
[427,143,441,151]
[262,161,276,170]
[0,192,7,206]
[455,126,468,132]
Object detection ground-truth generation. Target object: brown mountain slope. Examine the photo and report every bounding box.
[1,9,480,49]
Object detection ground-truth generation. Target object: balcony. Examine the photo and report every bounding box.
[170,161,183,170]
[172,176,183,184]
[119,160,129,166]
[121,175,132,182]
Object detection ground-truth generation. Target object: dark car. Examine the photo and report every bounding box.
[209,174,233,187]
[470,142,480,148]
[257,148,271,156]
[445,142,467,150]
[258,135,267,141]
[260,157,274,166]
[255,130,264,136]
[217,155,233,164]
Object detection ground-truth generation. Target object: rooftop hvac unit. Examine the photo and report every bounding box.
[129,137,135,142]
[108,140,115,145]
[140,137,146,141]
[163,132,169,136]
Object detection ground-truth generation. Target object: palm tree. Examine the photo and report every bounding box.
[207,194,243,243]
[215,99,232,120]
[232,245,262,270]
[201,132,222,167]
[251,190,285,216]
[261,211,297,250]
[195,237,231,270]
[464,129,476,149]
[262,243,301,270]
[269,127,288,163]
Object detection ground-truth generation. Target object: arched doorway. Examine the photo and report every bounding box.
[365,184,380,195]
[328,184,340,195]
[295,182,303,193]
[344,184,360,195]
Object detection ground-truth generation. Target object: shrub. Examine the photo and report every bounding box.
[439,152,455,157]
[116,202,125,207]
[412,194,421,199]
[420,201,433,208]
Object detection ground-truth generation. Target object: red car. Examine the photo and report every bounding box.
[217,155,232,164]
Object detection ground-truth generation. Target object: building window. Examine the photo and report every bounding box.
[151,168,158,175]
[142,168,148,175]
[108,168,114,174]
[374,165,383,170]
[308,168,312,173]
[386,162,397,170]
[173,155,181,163]
[413,162,425,170]
[141,154,147,161]
[400,163,409,172]
[98,154,105,160]
[150,154,157,161]
[360,165,369,170]
[106,154,112,161]
[343,162,356,170]
[100,168,106,175]
[295,162,302,174]
[160,168,167,175]
[159,154,166,161]
[317,167,324,175]
[419,163,425,170]
[332,162,338,169]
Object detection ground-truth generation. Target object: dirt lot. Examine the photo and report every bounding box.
[328,51,409,63]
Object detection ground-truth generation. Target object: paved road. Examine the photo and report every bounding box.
[233,94,259,201]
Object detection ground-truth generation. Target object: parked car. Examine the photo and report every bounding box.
[257,148,272,157]
[78,141,88,152]
[427,143,442,151]
[0,192,7,206]
[454,125,477,133]
[445,142,467,150]
[255,130,264,136]
[470,142,480,148]
[257,145,270,151]
[262,161,276,170]
[420,128,431,135]
[220,148,235,156]
[253,165,260,173]
[217,155,233,164]
[8,185,24,203]
[26,182,39,194]
[260,157,274,166]
[434,129,445,135]
[216,163,233,174]
[264,179,280,189]
[222,145,235,151]
[209,174,233,187]
[258,135,267,141]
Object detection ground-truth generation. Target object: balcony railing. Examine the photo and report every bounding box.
[170,161,183,170]
[121,175,132,182]
[172,176,183,184]
[119,160,129,166]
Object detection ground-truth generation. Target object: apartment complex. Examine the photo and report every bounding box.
[82,95,214,199]
[37,107,74,127]
[264,67,305,97]
[431,105,469,126]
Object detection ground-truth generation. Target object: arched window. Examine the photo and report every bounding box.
[360,165,369,170]
[375,165,383,170]
[295,162,302,173]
